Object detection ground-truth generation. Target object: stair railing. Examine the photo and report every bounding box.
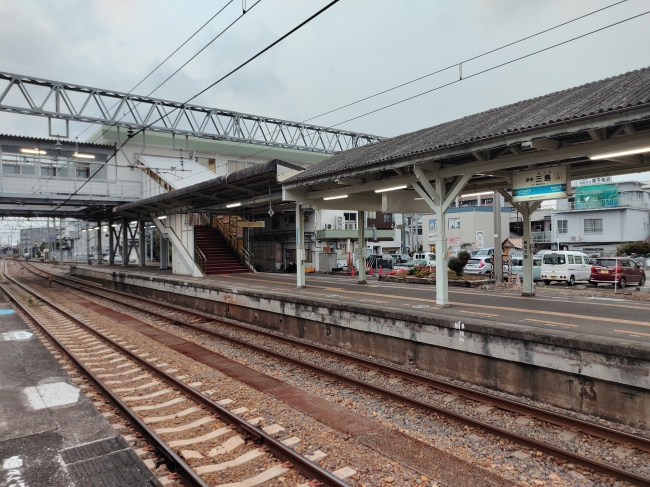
[211,217,257,273]
[194,246,207,274]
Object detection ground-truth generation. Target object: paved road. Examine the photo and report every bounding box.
[207,272,650,343]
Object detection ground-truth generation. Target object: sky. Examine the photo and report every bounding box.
[0,0,649,240]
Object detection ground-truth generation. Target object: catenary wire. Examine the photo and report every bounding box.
[46,0,342,214]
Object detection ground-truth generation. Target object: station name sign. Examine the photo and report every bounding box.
[512,166,570,202]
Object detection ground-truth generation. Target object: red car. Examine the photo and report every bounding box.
[589,257,646,288]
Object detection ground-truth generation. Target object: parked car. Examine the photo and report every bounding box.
[474,247,494,257]
[510,255,543,281]
[589,257,646,288]
[395,259,429,272]
[540,251,591,286]
[465,256,510,280]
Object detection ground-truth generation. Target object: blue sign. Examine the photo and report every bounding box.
[48,236,54,242]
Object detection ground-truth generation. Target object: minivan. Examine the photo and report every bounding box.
[540,251,591,286]
[510,255,543,281]
[413,253,436,266]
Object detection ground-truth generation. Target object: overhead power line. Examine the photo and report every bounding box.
[332,9,650,127]
[304,0,629,123]
[48,0,342,214]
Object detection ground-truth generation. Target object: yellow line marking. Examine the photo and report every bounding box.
[613,329,650,338]
[459,311,499,317]
[524,318,578,328]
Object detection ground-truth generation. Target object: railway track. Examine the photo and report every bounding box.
[18,261,650,486]
[1,262,354,487]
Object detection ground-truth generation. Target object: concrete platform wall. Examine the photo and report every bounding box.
[71,266,650,428]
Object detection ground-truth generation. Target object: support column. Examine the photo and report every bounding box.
[296,202,305,288]
[160,237,169,270]
[59,217,63,265]
[493,191,502,282]
[96,221,103,264]
[108,218,115,265]
[86,223,91,265]
[122,217,129,266]
[139,221,146,267]
[433,178,449,307]
[521,202,534,296]
[357,210,366,284]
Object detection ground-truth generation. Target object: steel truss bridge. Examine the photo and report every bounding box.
[0,71,382,153]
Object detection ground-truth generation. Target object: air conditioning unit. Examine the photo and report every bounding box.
[571,236,582,241]
[335,216,343,229]
[326,223,332,230]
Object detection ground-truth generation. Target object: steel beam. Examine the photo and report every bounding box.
[0,71,381,153]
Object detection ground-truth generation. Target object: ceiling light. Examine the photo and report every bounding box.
[226,202,242,208]
[93,226,99,230]
[460,191,494,198]
[111,224,118,227]
[590,146,650,160]
[20,148,46,155]
[74,152,95,159]
[414,197,424,201]
[323,195,348,200]
[156,215,167,220]
[374,185,408,193]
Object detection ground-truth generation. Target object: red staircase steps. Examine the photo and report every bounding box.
[195,226,249,275]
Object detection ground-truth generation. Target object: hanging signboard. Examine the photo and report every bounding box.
[512,166,570,202]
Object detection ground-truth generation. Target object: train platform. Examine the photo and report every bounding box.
[0,290,159,487]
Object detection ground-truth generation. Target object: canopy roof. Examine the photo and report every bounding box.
[138,154,217,189]
[114,159,303,219]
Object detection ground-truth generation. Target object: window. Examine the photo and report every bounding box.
[383,213,394,223]
[2,163,20,174]
[448,218,460,229]
[568,255,574,264]
[343,212,356,222]
[227,160,247,174]
[557,220,568,234]
[76,162,91,178]
[429,220,437,231]
[584,218,603,234]
[543,254,566,265]
[366,211,377,219]
[575,256,583,264]
[481,198,493,205]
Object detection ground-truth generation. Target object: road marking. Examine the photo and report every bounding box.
[524,318,578,328]
[459,311,499,317]
[613,329,650,338]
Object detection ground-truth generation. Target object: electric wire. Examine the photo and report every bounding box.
[303,0,630,123]
[46,0,342,215]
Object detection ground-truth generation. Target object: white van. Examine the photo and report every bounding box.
[540,251,591,286]
[413,252,436,266]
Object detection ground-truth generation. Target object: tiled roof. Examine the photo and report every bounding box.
[287,67,650,183]
[0,133,113,149]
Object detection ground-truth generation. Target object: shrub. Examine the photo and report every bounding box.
[615,241,650,257]
[457,250,471,266]
[448,256,465,276]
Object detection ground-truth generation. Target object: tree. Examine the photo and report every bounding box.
[448,257,465,276]
[457,250,471,266]
[615,241,650,257]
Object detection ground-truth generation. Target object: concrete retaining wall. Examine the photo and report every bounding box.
[71,266,650,428]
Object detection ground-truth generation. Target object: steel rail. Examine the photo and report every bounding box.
[3,263,350,487]
[21,263,650,486]
[33,263,650,452]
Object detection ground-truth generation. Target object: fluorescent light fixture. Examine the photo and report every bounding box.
[81,229,86,233]
[156,215,167,220]
[111,224,118,227]
[460,191,494,198]
[374,185,407,193]
[74,152,95,159]
[414,197,424,201]
[323,195,348,200]
[20,148,46,155]
[226,202,242,208]
[93,226,100,230]
[589,146,650,160]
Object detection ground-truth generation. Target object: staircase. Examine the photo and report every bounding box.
[194,226,249,275]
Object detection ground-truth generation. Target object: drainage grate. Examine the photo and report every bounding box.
[60,436,161,487]
[357,428,517,487]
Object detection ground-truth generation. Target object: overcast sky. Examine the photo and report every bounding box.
[0,0,649,168]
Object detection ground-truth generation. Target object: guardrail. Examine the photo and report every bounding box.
[212,216,256,273]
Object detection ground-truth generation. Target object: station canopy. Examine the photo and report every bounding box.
[282,67,650,212]
[138,154,217,190]
[113,159,303,220]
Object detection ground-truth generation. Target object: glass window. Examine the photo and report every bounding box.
[429,220,437,230]
[448,218,460,229]
[568,255,574,264]
[595,259,617,267]
[2,163,20,174]
[76,162,91,179]
[21,160,36,175]
[584,218,603,234]
[383,213,394,223]
[533,258,542,267]
[343,212,356,222]
[557,220,568,234]
[227,160,246,174]
[543,254,566,265]
[91,163,107,180]
[367,211,377,219]
[575,256,583,264]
